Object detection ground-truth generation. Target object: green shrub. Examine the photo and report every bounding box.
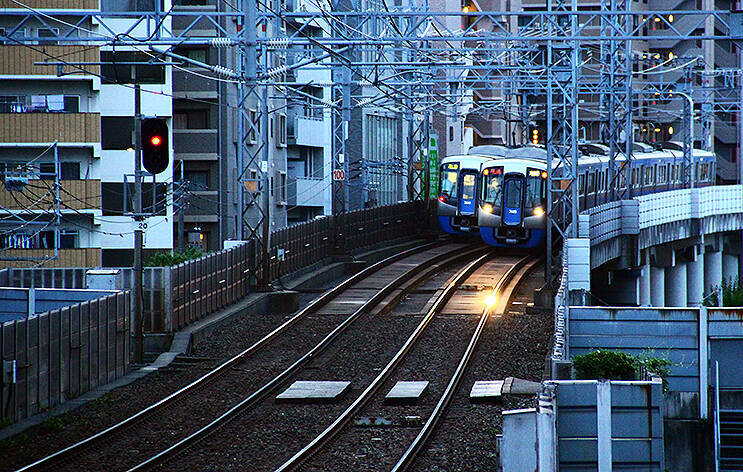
[573,349,673,392]
[145,247,204,267]
[573,350,637,381]
[704,277,743,307]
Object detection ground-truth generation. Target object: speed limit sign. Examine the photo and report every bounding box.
[333,169,345,181]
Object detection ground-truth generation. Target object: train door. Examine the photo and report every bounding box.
[457,170,478,217]
[503,174,524,226]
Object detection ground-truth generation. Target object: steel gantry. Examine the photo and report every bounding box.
[3,2,743,285]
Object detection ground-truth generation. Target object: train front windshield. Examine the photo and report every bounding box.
[525,168,547,214]
[481,167,503,213]
[461,173,476,200]
[505,180,522,208]
[440,163,459,201]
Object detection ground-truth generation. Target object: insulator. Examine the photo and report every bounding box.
[210,38,234,48]
[265,66,289,78]
[212,65,240,79]
[267,38,290,49]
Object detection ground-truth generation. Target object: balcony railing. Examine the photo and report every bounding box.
[287,176,325,207]
[173,129,218,154]
[0,0,98,7]
[0,248,101,268]
[184,191,218,218]
[287,115,326,147]
[0,179,101,211]
[0,46,100,76]
[0,113,101,143]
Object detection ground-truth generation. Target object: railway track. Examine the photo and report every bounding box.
[12,241,483,472]
[272,254,539,472]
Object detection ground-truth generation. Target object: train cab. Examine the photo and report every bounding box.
[437,155,495,234]
[478,153,548,248]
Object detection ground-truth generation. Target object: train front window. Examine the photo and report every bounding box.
[461,173,476,200]
[482,167,503,210]
[505,179,522,208]
[440,163,459,200]
[525,168,547,210]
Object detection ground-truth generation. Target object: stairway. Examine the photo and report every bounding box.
[720,409,743,470]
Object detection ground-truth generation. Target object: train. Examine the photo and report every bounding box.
[437,142,717,248]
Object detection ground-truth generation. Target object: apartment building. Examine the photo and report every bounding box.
[0,0,174,268]
[170,0,238,251]
[284,3,333,224]
[465,0,740,182]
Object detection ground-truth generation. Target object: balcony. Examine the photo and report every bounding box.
[287,116,326,148]
[0,0,98,8]
[173,129,218,155]
[287,176,325,207]
[0,248,101,268]
[0,113,100,143]
[173,69,218,99]
[184,191,218,222]
[0,179,101,211]
[0,46,99,77]
[172,1,218,35]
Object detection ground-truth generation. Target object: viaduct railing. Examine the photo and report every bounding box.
[551,184,743,373]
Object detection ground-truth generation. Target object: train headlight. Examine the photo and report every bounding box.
[533,206,545,216]
[484,293,497,308]
[481,204,493,213]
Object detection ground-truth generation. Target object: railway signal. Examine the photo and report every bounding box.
[141,118,169,175]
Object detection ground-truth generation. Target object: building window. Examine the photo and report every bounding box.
[60,230,78,249]
[0,95,79,113]
[37,28,58,45]
[102,182,168,216]
[248,109,258,144]
[174,110,208,129]
[102,117,134,150]
[278,171,287,204]
[449,126,454,141]
[277,113,287,147]
[61,162,80,180]
[184,170,209,190]
[182,48,208,63]
[0,96,24,113]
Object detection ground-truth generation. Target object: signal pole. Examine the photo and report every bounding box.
[133,80,144,365]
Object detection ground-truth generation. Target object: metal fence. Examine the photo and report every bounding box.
[0,201,433,333]
[170,242,250,332]
[0,291,131,424]
[268,200,428,281]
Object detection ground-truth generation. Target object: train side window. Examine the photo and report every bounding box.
[676,164,680,182]
[588,172,595,193]
[667,164,671,183]
[579,174,585,194]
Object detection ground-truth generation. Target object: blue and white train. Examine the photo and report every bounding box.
[437,154,497,234]
[437,143,717,248]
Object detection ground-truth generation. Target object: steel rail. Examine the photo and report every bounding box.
[126,244,488,472]
[273,251,496,472]
[14,240,443,472]
[390,256,541,472]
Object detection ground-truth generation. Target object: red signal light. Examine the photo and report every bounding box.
[150,136,162,146]
[438,195,445,202]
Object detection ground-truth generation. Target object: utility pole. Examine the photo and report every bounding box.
[133,80,144,365]
[178,163,185,252]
